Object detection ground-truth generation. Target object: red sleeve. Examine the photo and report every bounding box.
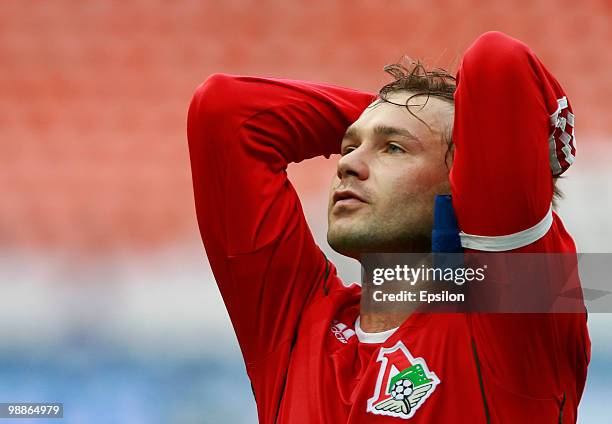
[450,31,576,239]
[187,74,374,364]
[453,33,587,419]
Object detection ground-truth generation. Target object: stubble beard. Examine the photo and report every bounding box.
[327,208,433,259]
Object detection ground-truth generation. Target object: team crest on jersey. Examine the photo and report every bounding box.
[367,341,440,420]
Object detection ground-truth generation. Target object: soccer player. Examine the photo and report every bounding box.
[187,32,590,422]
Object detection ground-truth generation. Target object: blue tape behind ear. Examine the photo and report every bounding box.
[432,194,463,253]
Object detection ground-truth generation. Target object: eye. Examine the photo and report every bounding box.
[341,146,357,156]
[386,142,406,154]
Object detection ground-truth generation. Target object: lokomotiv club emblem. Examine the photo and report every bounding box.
[367,341,440,420]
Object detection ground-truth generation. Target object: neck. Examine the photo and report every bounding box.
[358,252,432,333]
[358,309,413,333]
[359,282,421,333]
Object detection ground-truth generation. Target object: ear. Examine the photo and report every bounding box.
[443,132,454,171]
[435,180,452,196]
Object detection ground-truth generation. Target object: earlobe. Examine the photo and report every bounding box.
[435,181,452,196]
[444,140,455,171]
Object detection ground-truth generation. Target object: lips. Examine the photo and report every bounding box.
[333,189,367,205]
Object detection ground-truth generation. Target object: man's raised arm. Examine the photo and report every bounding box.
[187,74,373,362]
[451,31,576,247]
[449,33,587,422]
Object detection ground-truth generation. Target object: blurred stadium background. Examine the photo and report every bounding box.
[1,1,611,422]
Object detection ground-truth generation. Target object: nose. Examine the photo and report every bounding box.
[336,147,369,181]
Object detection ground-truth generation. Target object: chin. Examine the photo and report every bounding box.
[327,229,361,259]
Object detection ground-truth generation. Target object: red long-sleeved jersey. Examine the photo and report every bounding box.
[188,32,590,423]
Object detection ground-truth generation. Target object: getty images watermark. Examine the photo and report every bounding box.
[370,263,487,304]
[361,253,611,313]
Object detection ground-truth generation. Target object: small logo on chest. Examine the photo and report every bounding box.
[367,341,440,420]
[330,320,356,344]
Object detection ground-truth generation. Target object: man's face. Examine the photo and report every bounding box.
[327,91,454,258]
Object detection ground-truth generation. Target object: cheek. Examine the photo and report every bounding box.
[389,165,441,195]
[328,176,340,209]
[409,155,449,189]
[377,162,448,211]
[329,174,339,192]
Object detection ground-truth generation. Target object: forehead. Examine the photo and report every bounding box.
[349,91,453,141]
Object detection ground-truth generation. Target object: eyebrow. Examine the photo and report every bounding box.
[373,125,420,141]
[343,125,420,142]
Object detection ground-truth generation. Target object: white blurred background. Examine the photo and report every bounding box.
[1,1,610,422]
